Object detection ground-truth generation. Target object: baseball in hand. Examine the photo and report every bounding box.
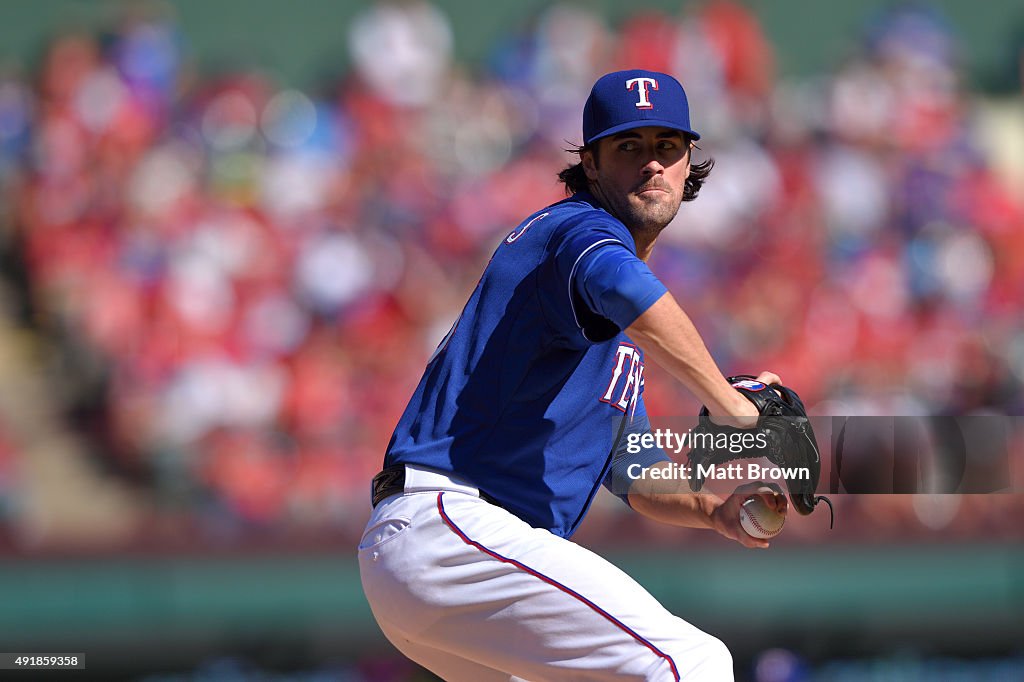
[739,496,786,539]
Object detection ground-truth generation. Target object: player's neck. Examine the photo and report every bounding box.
[630,229,658,262]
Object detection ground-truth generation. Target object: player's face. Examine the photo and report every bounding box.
[583,126,692,235]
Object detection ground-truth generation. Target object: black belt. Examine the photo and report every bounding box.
[371,465,500,508]
[370,465,407,507]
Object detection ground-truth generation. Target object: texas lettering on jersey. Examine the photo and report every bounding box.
[600,342,645,414]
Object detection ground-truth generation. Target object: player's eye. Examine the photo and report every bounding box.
[657,141,677,151]
[618,141,638,152]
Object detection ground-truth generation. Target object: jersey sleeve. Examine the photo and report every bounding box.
[542,216,667,344]
[575,247,667,330]
[602,398,672,506]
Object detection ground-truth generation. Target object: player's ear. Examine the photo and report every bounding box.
[581,147,599,180]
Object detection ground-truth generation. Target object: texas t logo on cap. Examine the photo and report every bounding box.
[625,77,658,109]
[583,69,700,145]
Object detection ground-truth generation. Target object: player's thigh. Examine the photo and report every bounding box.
[423,493,733,681]
[379,623,523,682]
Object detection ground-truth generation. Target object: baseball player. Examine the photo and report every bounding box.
[358,69,787,681]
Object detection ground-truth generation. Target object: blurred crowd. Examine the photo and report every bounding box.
[0,0,1022,544]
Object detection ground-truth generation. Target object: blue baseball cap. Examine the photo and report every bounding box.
[583,69,700,145]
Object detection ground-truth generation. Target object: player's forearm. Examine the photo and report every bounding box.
[626,461,724,529]
[626,293,753,418]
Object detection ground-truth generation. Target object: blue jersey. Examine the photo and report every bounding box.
[385,192,669,537]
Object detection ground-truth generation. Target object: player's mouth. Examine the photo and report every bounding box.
[630,179,671,195]
[635,184,670,197]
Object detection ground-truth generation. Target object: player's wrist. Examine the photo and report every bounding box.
[707,499,734,537]
[706,392,758,427]
[700,494,725,527]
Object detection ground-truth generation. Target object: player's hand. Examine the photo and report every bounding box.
[753,370,781,386]
[709,482,788,549]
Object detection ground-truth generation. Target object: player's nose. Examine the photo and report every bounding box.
[640,157,665,176]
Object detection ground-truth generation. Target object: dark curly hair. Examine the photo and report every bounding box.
[556,144,714,201]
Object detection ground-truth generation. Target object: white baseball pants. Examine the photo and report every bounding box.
[358,466,734,681]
